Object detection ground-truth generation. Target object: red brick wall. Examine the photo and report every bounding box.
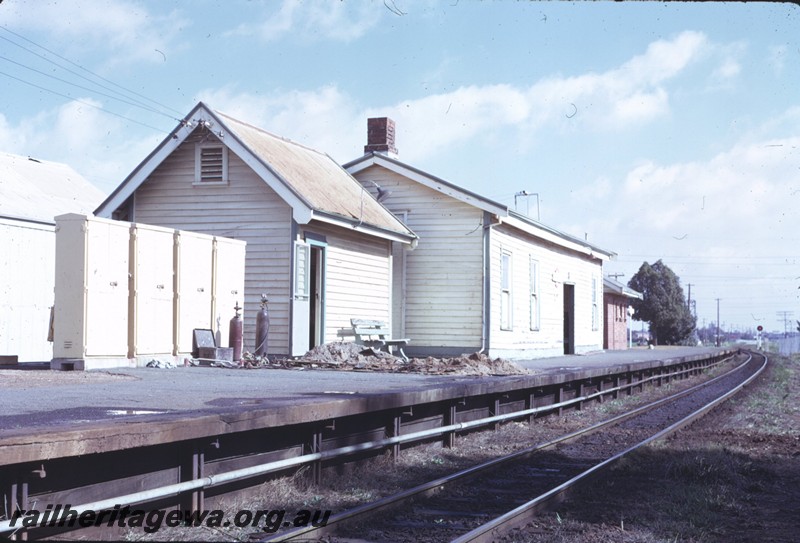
[604,294,629,350]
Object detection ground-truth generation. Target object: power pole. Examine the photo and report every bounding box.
[686,283,693,310]
[777,311,794,338]
[716,298,721,347]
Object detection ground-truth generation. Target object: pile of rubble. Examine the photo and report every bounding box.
[239,342,531,376]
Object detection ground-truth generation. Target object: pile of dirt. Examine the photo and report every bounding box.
[241,342,531,376]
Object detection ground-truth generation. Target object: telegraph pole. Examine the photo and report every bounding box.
[776,311,794,338]
[716,298,721,347]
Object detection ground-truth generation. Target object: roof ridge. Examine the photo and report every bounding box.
[213,109,330,158]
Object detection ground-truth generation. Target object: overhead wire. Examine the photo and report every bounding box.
[0,69,168,132]
[0,25,183,133]
[0,25,183,118]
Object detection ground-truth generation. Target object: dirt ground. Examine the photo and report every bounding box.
[505,352,800,543]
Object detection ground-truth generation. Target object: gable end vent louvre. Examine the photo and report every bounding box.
[194,144,228,185]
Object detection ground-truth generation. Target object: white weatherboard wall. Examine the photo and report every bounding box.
[489,224,604,358]
[353,165,484,352]
[297,222,393,347]
[52,214,245,370]
[1,218,56,362]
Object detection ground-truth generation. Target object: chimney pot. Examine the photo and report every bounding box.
[364,117,398,157]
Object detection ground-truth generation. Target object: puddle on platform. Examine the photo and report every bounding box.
[106,409,166,416]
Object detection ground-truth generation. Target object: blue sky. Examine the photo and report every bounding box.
[2,1,799,335]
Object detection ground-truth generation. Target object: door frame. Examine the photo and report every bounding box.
[307,238,326,349]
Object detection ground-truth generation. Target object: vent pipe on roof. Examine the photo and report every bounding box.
[364,117,399,158]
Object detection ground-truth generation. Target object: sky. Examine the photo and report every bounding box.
[2,0,799,335]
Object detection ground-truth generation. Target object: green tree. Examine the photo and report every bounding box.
[627,260,696,345]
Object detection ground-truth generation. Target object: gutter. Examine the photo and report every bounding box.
[311,209,418,247]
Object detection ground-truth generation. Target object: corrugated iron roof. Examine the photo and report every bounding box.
[603,276,643,299]
[216,111,411,237]
[0,152,106,224]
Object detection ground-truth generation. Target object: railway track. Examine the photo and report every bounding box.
[265,350,767,543]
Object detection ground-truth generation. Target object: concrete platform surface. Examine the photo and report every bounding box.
[0,346,726,435]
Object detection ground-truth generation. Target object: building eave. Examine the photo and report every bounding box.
[310,210,418,247]
[95,102,315,224]
[504,213,615,261]
[344,152,508,217]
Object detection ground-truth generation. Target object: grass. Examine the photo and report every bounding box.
[509,352,800,542]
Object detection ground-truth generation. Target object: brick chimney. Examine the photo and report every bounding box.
[364,117,398,157]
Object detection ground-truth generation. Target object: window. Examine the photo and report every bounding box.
[529,258,540,331]
[500,251,512,330]
[294,242,310,299]
[194,144,228,185]
[591,275,599,331]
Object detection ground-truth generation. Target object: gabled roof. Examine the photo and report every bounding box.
[0,151,105,225]
[603,277,643,299]
[344,151,615,260]
[95,103,416,245]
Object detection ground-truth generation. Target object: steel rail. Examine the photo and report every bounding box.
[266,352,749,542]
[0,354,730,536]
[451,350,768,543]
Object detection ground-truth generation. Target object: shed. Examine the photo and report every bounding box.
[344,118,616,359]
[0,152,105,362]
[603,276,643,350]
[95,103,417,357]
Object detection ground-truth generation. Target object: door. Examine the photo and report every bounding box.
[563,283,575,355]
[85,220,130,356]
[309,245,325,349]
[291,241,311,356]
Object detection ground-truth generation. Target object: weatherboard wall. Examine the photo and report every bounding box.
[352,165,484,354]
[127,135,293,355]
[489,223,604,358]
[298,221,393,345]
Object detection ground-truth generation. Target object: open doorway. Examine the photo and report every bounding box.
[291,237,326,356]
[563,284,575,355]
[309,245,325,349]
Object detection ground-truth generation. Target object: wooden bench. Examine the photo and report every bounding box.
[350,318,410,361]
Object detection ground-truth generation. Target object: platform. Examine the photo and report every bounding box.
[0,346,730,463]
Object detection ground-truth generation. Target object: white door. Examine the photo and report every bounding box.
[291,241,311,356]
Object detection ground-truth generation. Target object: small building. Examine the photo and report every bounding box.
[95,103,417,357]
[603,276,643,350]
[344,118,616,359]
[0,152,105,362]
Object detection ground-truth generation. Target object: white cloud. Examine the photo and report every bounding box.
[0,99,165,194]
[4,0,188,66]
[228,0,383,43]
[620,30,709,86]
[713,58,741,80]
[565,110,800,327]
[197,85,363,160]
[181,31,714,164]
